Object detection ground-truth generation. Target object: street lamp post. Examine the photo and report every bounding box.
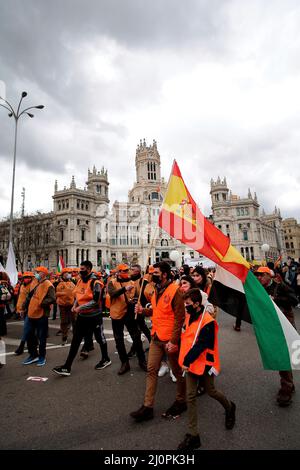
[0,92,44,245]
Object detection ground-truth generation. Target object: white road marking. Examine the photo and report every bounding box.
[1,337,117,358]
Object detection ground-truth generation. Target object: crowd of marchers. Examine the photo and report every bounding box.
[0,256,299,450]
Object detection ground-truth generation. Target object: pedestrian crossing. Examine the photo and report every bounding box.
[2,318,148,358]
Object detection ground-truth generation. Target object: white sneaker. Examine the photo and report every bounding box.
[169,369,177,383]
[158,362,169,377]
[141,333,146,342]
[125,334,133,343]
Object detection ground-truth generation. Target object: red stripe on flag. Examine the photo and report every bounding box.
[159,207,248,282]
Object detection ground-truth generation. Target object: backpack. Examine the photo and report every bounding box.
[0,282,12,302]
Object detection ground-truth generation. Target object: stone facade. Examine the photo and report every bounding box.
[0,140,200,271]
[110,139,191,268]
[210,177,286,262]
[282,218,300,261]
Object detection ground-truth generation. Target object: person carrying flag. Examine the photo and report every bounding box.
[177,288,236,450]
[130,261,187,422]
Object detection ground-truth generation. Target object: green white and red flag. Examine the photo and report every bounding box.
[159,160,300,371]
[57,256,65,273]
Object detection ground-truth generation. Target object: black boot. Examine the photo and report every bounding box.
[130,405,154,422]
[118,361,130,375]
[15,341,25,356]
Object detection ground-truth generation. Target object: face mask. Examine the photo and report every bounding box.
[152,274,161,284]
[80,271,89,281]
[34,273,41,281]
[185,304,196,314]
[131,274,140,281]
[119,272,129,280]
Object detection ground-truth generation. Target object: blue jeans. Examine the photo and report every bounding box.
[24,316,48,359]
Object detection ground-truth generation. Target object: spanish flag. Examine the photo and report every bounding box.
[159,160,300,371]
[159,160,249,282]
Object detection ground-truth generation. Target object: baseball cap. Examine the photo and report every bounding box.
[35,266,49,275]
[23,271,34,277]
[254,267,272,275]
[117,264,129,271]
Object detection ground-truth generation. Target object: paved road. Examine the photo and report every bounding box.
[1,311,300,450]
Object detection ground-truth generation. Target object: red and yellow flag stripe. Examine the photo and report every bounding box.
[159,160,249,282]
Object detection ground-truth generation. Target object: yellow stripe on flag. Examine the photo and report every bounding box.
[163,175,196,225]
[211,244,250,269]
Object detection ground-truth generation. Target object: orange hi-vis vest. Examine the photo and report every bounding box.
[109,279,135,320]
[16,283,31,313]
[151,282,179,342]
[74,278,103,306]
[179,310,220,376]
[14,282,21,297]
[144,281,155,303]
[56,280,75,306]
[28,280,53,319]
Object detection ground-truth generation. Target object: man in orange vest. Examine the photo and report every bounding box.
[52,260,111,376]
[22,266,55,366]
[108,264,147,375]
[130,261,187,422]
[127,264,152,358]
[14,272,35,355]
[177,288,236,450]
[55,268,76,345]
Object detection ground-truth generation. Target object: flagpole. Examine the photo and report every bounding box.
[135,160,176,318]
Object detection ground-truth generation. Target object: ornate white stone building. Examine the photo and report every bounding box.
[0,140,194,271]
[0,140,288,271]
[282,218,300,261]
[210,177,286,262]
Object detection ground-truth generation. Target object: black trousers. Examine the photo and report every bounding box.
[128,315,151,354]
[111,309,145,364]
[64,314,108,369]
[0,306,7,336]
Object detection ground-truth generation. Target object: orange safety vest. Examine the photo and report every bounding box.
[14,282,21,297]
[105,289,111,309]
[16,283,31,313]
[179,310,220,376]
[144,281,155,303]
[151,282,179,342]
[74,277,103,306]
[109,279,135,320]
[56,280,76,306]
[28,280,53,319]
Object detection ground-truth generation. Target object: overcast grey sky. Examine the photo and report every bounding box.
[0,0,299,220]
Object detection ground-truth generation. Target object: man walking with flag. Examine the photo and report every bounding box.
[130,261,187,422]
[177,288,235,450]
[159,159,300,377]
